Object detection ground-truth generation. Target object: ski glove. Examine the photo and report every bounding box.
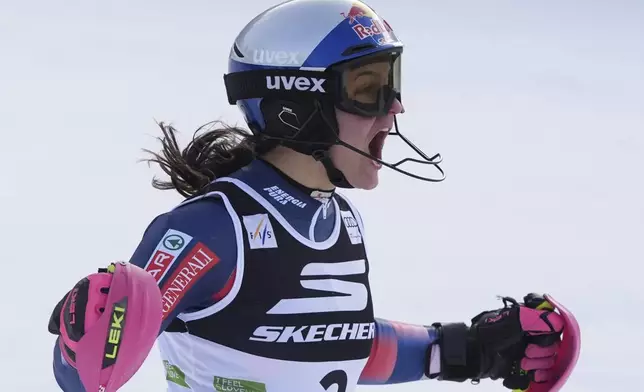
[49,262,163,392]
[428,293,564,390]
[48,267,114,368]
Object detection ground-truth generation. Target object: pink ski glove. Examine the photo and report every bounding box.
[430,294,565,390]
[49,268,114,368]
[49,262,163,392]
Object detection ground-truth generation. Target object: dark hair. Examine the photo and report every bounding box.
[142,120,275,198]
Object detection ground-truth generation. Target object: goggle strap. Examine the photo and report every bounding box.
[224,69,337,104]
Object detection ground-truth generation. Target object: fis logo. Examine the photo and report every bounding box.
[102,297,127,368]
[243,214,278,249]
[266,76,326,93]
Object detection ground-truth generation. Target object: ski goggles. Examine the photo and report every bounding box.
[224,48,402,118]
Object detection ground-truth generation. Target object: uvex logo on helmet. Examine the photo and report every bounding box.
[266,76,326,93]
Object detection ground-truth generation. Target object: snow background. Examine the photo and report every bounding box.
[1,0,642,391]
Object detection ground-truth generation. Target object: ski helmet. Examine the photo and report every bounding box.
[224,0,445,187]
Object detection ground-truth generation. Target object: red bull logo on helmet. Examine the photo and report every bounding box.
[341,3,396,45]
[341,4,371,24]
[352,18,394,42]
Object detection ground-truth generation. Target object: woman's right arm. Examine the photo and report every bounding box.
[49,197,239,391]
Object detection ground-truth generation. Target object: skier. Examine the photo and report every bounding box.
[48,1,568,391]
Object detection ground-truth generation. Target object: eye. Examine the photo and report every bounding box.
[349,76,384,103]
[354,85,381,102]
[355,81,380,94]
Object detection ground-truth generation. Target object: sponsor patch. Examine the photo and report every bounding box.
[159,243,219,318]
[242,214,278,249]
[250,322,375,343]
[164,360,190,388]
[102,297,127,368]
[213,375,266,392]
[341,210,362,244]
[143,229,193,283]
[263,185,307,208]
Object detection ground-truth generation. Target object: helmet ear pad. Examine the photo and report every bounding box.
[260,98,340,155]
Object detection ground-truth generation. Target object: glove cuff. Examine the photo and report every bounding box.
[428,322,481,383]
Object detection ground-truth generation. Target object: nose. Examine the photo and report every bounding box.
[389,98,404,115]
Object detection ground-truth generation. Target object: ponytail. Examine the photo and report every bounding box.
[142,121,274,198]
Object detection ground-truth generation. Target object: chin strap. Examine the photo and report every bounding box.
[260,98,356,189]
[312,149,354,188]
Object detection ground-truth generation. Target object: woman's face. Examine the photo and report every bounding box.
[330,61,404,190]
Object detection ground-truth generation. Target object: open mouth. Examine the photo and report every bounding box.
[368,128,389,161]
